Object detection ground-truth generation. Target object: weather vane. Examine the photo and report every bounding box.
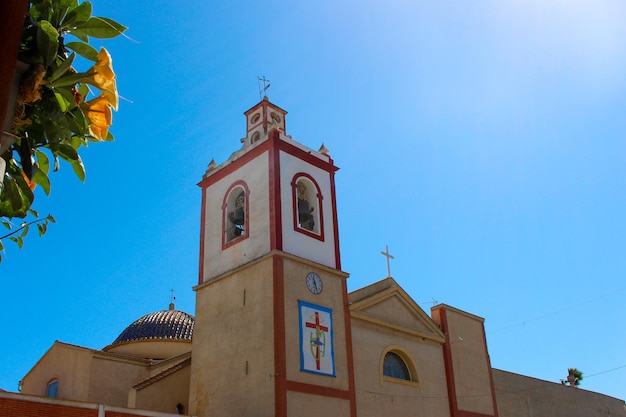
[258,76,270,100]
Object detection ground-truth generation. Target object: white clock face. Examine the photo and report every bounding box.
[306,272,323,294]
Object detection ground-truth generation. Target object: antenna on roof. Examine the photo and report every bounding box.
[258,76,270,100]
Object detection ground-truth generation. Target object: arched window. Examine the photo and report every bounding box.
[383,352,411,380]
[47,379,58,398]
[222,182,250,247]
[292,174,324,240]
[380,347,420,387]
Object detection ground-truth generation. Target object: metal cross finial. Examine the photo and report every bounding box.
[381,245,394,277]
[170,288,176,303]
[258,76,271,100]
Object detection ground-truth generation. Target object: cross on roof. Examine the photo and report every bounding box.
[381,245,394,278]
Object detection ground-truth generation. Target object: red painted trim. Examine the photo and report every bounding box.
[221,181,251,250]
[273,255,287,417]
[291,172,325,242]
[342,279,358,417]
[244,99,288,117]
[456,411,497,417]
[285,380,351,400]
[269,130,283,250]
[198,187,207,285]
[276,139,339,173]
[197,141,269,189]
[439,309,459,416]
[329,166,341,270]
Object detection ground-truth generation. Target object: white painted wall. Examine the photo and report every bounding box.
[279,150,336,268]
[202,151,270,281]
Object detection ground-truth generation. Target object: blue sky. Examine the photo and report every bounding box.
[2,0,625,402]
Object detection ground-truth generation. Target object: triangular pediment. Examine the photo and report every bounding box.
[349,278,445,343]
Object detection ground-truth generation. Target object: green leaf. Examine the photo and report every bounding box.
[0,239,4,251]
[35,150,50,175]
[56,85,78,109]
[69,135,86,150]
[0,173,32,219]
[48,52,76,84]
[57,143,79,162]
[71,155,86,182]
[66,107,88,135]
[37,20,60,66]
[65,41,98,61]
[32,167,52,196]
[30,1,51,22]
[50,71,88,88]
[47,214,57,223]
[58,0,78,8]
[1,221,10,231]
[54,91,70,112]
[74,16,127,39]
[1,178,23,215]
[20,224,30,238]
[13,174,35,209]
[72,27,89,42]
[61,0,91,29]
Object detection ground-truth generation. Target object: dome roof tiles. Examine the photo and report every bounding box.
[110,308,194,346]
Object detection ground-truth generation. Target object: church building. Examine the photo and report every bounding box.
[2,99,624,417]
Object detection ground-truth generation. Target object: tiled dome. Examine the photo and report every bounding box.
[110,305,194,346]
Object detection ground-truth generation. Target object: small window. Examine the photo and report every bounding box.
[47,379,58,398]
[383,352,411,380]
[223,182,249,246]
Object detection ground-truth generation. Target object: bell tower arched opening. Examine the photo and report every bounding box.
[222,181,250,248]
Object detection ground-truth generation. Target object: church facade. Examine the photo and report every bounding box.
[4,99,625,417]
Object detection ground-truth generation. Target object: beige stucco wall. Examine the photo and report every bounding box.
[88,355,149,406]
[134,365,191,414]
[20,342,150,408]
[286,390,350,416]
[20,343,94,401]
[282,256,350,391]
[433,306,495,415]
[493,369,626,417]
[189,256,275,417]
[351,317,450,417]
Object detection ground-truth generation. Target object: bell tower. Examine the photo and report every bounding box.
[189,98,356,417]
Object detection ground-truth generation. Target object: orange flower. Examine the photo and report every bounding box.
[83,48,118,110]
[80,95,113,141]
